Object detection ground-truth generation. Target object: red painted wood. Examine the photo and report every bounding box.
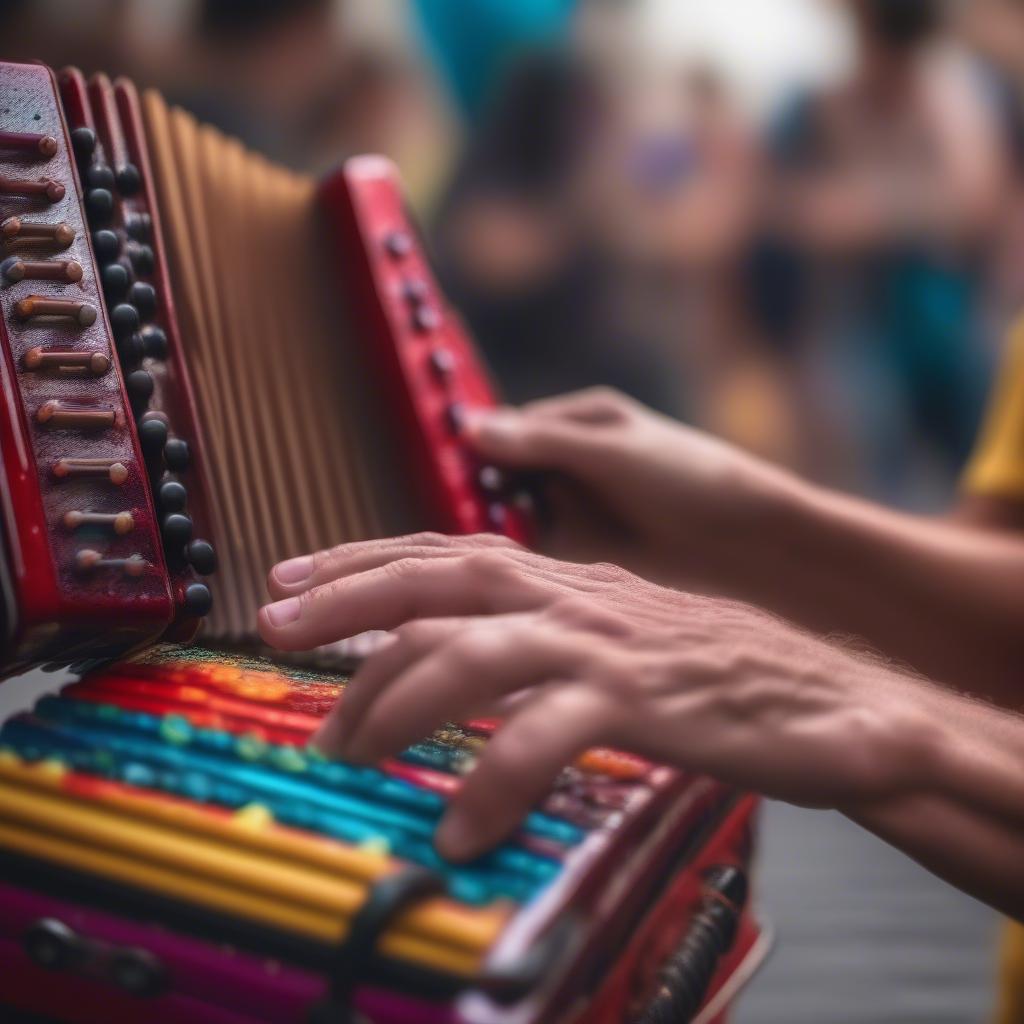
[0,61,171,676]
[319,158,534,544]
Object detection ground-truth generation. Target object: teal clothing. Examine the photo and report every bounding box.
[412,0,577,119]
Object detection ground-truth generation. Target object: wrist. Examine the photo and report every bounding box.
[696,456,821,590]
[834,666,950,810]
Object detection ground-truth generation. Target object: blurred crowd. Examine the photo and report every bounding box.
[6,0,1024,507]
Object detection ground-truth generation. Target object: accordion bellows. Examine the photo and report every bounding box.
[0,61,767,1023]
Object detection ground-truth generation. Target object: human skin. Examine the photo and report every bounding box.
[448,388,1024,707]
[258,534,1024,920]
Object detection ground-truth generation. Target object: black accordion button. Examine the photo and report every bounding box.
[384,230,413,259]
[109,948,166,998]
[183,582,213,617]
[163,437,190,471]
[478,465,505,494]
[140,325,168,359]
[445,402,466,435]
[139,417,168,455]
[428,348,455,379]
[487,503,508,531]
[101,262,129,301]
[129,281,157,319]
[85,188,114,224]
[118,331,145,367]
[162,513,193,547]
[109,303,140,339]
[412,305,441,333]
[92,229,120,264]
[116,163,142,197]
[126,369,154,408]
[128,243,155,277]
[85,164,115,191]
[158,478,187,513]
[23,918,83,972]
[70,126,96,162]
[401,278,429,303]
[125,212,152,242]
[185,539,217,575]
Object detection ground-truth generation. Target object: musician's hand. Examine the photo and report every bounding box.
[461,388,798,586]
[259,535,931,861]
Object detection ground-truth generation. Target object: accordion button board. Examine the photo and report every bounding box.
[59,67,218,649]
[0,62,172,673]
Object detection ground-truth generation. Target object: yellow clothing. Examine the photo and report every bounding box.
[998,921,1024,1024]
[963,321,1024,499]
[961,322,1024,1023]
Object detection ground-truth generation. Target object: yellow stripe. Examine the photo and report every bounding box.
[0,819,478,975]
[0,758,506,951]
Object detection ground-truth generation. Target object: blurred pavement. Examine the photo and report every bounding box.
[737,801,998,1024]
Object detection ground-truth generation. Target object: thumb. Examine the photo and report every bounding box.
[464,407,605,475]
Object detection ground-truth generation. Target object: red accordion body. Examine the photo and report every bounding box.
[0,60,768,1024]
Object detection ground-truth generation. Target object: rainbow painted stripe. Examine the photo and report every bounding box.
[0,647,665,978]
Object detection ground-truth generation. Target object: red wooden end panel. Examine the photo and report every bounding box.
[319,157,533,544]
[0,61,171,676]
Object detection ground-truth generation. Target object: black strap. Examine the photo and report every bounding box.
[309,866,446,1024]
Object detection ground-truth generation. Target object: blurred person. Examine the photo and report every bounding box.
[162,0,342,168]
[411,0,578,123]
[432,48,685,414]
[306,47,458,209]
[0,0,133,77]
[592,66,799,464]
[749,0,1014,501]
[959,0,1024,339]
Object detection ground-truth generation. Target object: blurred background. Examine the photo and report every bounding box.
[0,0,1012,1019]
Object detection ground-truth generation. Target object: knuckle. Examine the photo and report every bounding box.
[548,595,629,638]
[489,728,538,770]
[548,595,594,625]
[404,531,450,549]
[393,619,432,648]
[446,628,500,669]
[580,386,632,414]
[588,561,630,585]
[312,546,339,576]
[383,556,423,581]
[461,550,515,583]
[470,531,523,551]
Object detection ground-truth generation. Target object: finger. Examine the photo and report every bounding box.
[267,533,526,600]
[462,406,613,475]
[435,685,607,861]
[258,552,551,652]
[311,617,463,756]
[339,615,585,763]
[521,387,635,425]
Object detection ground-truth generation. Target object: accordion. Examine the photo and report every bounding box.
[0,61,768,1023]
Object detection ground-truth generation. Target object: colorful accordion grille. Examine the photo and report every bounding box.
[0,649,765,1022]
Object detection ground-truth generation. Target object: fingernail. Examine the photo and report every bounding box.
[263,596,301,627]
[464,409,520,444]
[436,811,475,861]
[274,555,314,585]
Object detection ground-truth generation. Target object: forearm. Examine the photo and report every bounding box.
[843,687,1024,920]
[702,469,1024,703]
